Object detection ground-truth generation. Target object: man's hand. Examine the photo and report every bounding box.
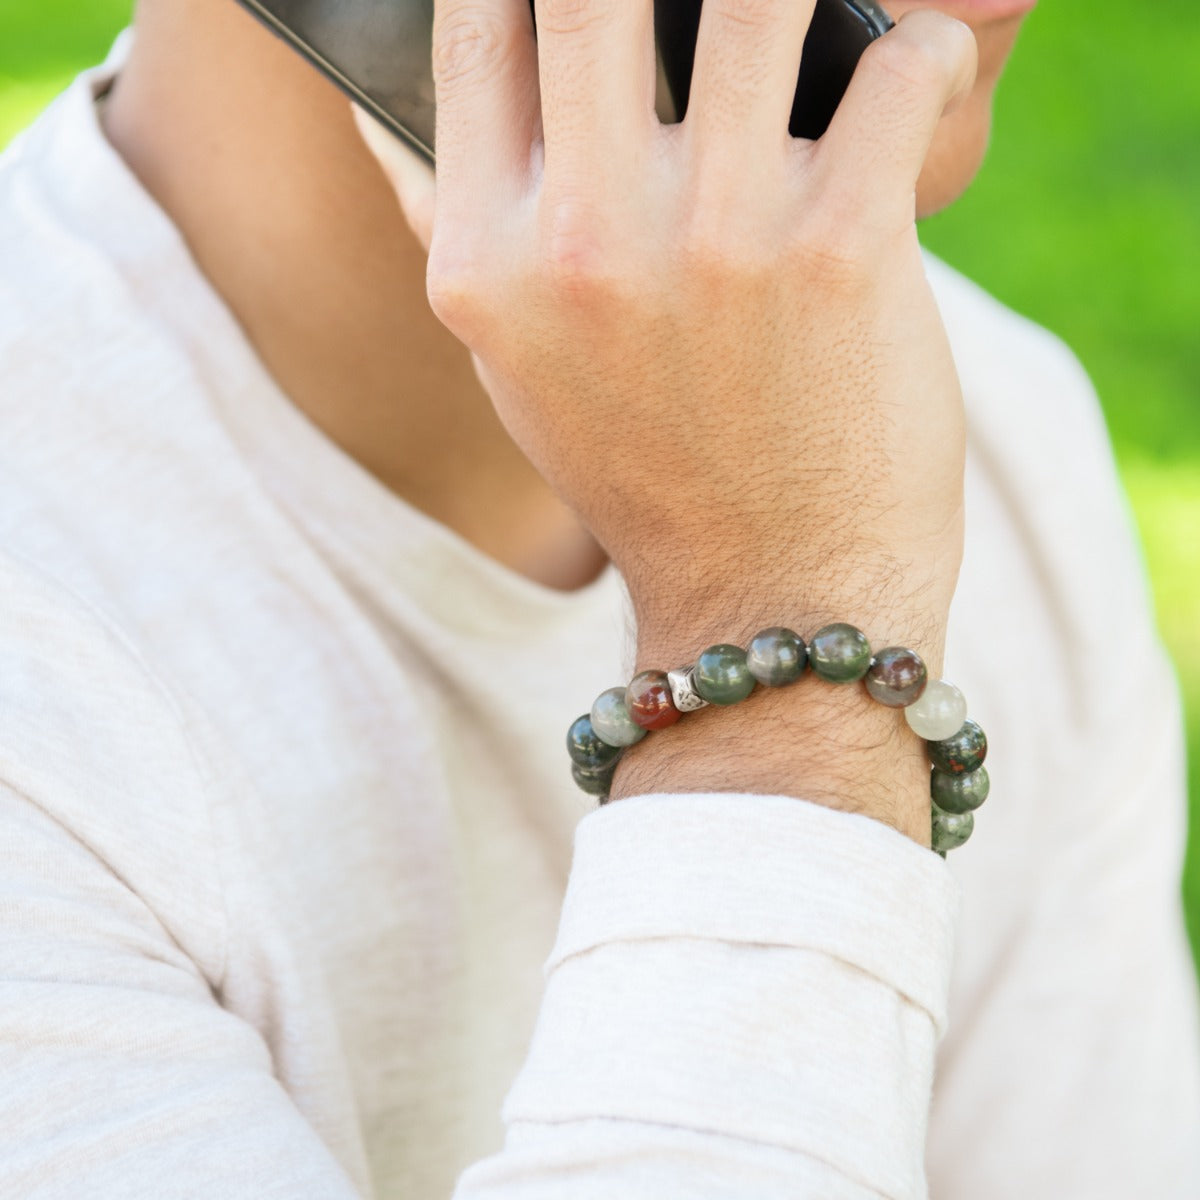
[358,0,978,842]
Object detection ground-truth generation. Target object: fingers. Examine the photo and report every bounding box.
[353,107,436,252]
[686,0,818,155]
[817,11,977,210]
[430,0,539,218]
[535,0,657,189]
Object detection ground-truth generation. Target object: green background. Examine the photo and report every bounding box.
[3,3,1199,959]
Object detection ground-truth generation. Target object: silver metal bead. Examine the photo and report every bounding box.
[667,665,710,713]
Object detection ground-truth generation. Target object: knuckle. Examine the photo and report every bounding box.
[867,30,950,94]
[788,207,872,289]
[678,227,758,283]
[793,236,866,291]
[677,194,772,282]
[426,244,489,337]
[534,0,617,37]
[707,0,781,34]
[538,198,622,301]
[432,10,509,92]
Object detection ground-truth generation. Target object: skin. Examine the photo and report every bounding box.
[103,0,1032,841]
[102,1,1027,591]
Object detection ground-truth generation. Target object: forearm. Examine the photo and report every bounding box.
[612,664,935,846]
[456,794,958,1199]
[613,588,950,847]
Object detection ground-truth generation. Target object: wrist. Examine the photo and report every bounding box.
[609,613,950,847]
[609,674,935,846]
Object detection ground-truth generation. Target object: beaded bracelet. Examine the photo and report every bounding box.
[565,623,989,857]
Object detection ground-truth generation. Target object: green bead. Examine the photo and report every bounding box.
[927,718,988,775]
[694,644,756,706]
[808,623,872,683]
[931,765,990,814]
[931,805,974,853]
[746,627,808,687]
[566,714,624,772]
[572,760,619,798]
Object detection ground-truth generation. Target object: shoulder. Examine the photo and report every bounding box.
[925,252,1135,595]
[0,546,231,981]
[925,256,1169,803]
[923,251,1102,426]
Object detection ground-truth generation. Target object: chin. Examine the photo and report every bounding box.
[915,89,994,218]
[904,11,1028,219]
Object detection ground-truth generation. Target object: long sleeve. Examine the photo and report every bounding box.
[0,479,958,1198]
[457,794,959,1199]
[926,644,1200,1198]
[2,754,957,1199]
[0,555,367,1198]
[0,781,363,1200]
[0,560,958,1199]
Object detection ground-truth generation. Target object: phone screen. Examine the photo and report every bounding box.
[235,0,892,165]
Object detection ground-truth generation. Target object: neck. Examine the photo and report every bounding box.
[101,0,605,591]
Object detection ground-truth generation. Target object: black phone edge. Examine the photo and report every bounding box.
[232,0,893,169]
[846,0,893,36]
[232,0,437,166]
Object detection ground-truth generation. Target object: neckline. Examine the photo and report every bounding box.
[26,34,622,636]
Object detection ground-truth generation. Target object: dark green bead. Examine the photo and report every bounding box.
[808,623,872,684]
[746,627,808,687]
[931,805,974,853]
[694,644,756,706]
[566,714,624,772]
[927,718,988,775]
[572,760,619,798]
[931,765,990,814]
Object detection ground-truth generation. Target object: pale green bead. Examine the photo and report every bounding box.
[590,687,647,748]
[904,679,967,741]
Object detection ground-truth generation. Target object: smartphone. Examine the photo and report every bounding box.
[234,0,893,165]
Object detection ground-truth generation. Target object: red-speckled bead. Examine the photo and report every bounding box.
[625,670,683,730]
[927,719,988,775]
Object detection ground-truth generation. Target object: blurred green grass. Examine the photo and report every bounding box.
[920,0,1200,959]
[3,2,1199,960]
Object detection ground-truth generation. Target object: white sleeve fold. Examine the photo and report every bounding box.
[456,793,959,1200]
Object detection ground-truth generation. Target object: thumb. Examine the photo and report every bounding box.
[352,104,435,253]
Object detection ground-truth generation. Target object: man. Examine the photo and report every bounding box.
[0,0,1196,1195]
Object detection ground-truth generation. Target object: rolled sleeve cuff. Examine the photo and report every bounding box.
[502,793,959,1198]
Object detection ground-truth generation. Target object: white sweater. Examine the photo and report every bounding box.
[0,38,1197,1200]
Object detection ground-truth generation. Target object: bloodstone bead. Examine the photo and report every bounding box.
[927,718,988,775]
[625,670,683,731]
[566,714,624,772]
[808,623,872,684]
[865,646,928,708]
[572,760,619,798]
[746,627,808,687]
[590,687,648,748]
[931,765,990,814]
[931,804,974,854]
[694,644,757,706]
